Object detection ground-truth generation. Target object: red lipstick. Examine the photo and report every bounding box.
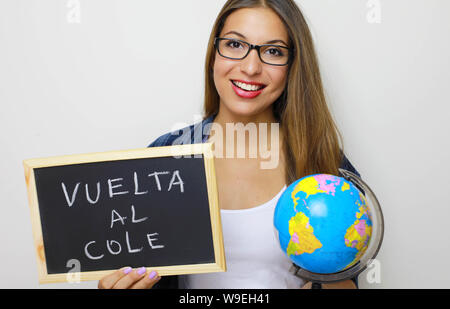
[230,80,266,99]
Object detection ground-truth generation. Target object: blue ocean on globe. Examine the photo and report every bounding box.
[274,174,372,274]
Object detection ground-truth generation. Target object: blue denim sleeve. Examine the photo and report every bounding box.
[148,123,196,148]
[148,132,172,148]
[340,154,361,178]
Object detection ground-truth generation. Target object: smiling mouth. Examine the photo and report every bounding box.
[231,80,267,92]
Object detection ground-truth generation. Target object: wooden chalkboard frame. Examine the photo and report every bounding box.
[23,143,226,284]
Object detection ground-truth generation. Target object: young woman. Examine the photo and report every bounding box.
[98,0,360,289]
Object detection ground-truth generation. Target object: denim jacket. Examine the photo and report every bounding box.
[149,114,217,147]
[148,114,360,178]
[148,114,360,289]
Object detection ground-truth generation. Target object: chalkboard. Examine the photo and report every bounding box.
[23,144,225,284]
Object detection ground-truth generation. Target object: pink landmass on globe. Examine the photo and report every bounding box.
[355,220,367,236]
[314,175,341,196]
[291,232,300,244]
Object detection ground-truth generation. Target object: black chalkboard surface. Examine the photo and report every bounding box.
[23,144,225,284]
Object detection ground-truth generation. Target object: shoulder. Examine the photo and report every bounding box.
[340,153,361,178]
[148,115,216,148]
[147,124,194,147]
[340,152,365,199]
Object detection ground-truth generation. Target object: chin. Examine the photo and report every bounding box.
[222,100,272,119]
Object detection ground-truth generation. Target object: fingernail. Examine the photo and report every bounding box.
[137,267,146,275]
[123,267,132,274]
[149,271,157,279]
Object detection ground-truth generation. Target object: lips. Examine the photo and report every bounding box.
[230,79,267,99]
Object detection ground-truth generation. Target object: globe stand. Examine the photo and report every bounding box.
[289,169,384,288]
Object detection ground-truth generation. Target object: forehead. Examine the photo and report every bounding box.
[220,7,289,43]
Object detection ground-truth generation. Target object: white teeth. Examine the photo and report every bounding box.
[233,81,264,91]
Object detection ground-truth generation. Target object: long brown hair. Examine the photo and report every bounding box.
[203,0,344,184]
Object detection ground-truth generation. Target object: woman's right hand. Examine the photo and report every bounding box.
[98,266,161,289]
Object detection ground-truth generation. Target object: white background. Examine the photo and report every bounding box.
[0,0,449,288]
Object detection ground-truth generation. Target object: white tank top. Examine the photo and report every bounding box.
[180,185,305,289]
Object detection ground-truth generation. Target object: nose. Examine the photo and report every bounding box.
[240,49,263,76]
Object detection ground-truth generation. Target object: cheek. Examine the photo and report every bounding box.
[213,56,235,94]
[271,68,288,89]
[214,52,229,74]
[267,68,288,98]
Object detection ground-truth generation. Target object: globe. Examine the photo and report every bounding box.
[274,173,373,275]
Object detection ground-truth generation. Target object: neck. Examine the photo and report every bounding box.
[213,103,278,126]
[208,103,284,166]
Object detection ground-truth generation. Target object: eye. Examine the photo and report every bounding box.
[265,47,284,57]
[225,39,243,49]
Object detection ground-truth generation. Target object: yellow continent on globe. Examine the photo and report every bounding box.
[344,219,372,251]
[287,212,322,256]
[343,194,373,269]
[341,182,350,192]
[356,193,370,219]
[291,177,325,211]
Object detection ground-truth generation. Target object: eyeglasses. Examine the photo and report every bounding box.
[214,37,293,66]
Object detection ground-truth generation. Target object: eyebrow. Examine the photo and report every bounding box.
[223,30,289,46]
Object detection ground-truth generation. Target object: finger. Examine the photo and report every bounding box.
[112,267,147,289]
[130,270,161,289]
[301,281,312,289]
[322,280,357,289]
[98,266,133,289]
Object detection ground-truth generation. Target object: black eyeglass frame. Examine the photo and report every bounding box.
[214,37,294,66]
